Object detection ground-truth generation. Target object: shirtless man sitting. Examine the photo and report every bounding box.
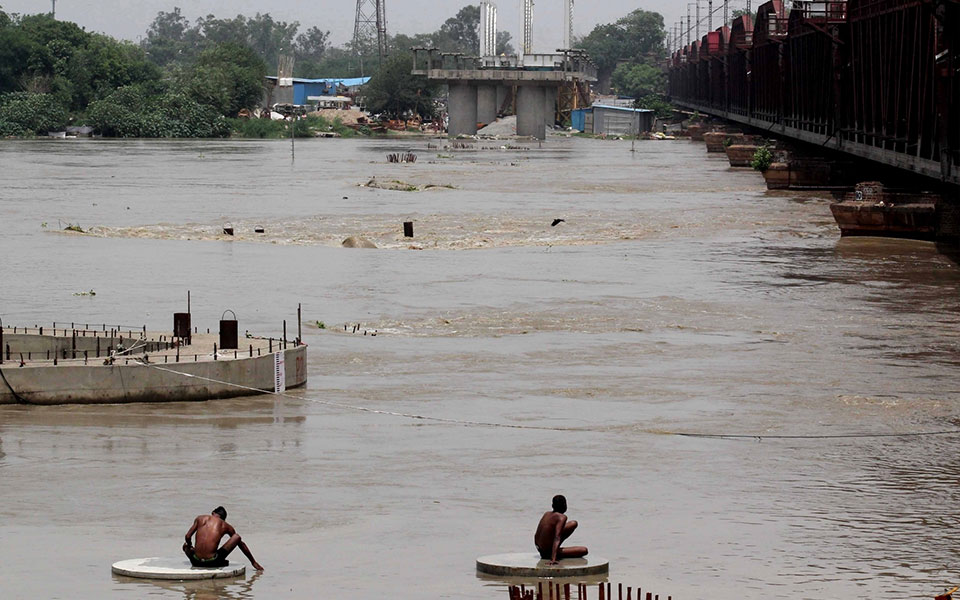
[534,494,588,564]
[182,506,264,571]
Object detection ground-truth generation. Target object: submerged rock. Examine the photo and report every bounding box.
[342,236,377,249]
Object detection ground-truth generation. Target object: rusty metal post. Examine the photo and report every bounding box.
[298,304,302,344]
[213,343,217,360]
[0,317,4,365]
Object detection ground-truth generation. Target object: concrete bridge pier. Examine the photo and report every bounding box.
[448,83,478,136]
[543,87,558,127]
[477,85,498,125]
[516,86,546,139]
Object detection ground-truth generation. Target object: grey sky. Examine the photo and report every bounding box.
[2,0,753,53]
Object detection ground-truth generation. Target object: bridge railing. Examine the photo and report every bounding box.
[792,1,848,22]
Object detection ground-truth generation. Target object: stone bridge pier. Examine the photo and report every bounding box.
[412,50,597,140]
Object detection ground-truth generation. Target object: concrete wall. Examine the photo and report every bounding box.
[2,333,161,357]
[516,86,546,139]
[477,85,498,125]
[0,345,307,405]
[448,83,479,136]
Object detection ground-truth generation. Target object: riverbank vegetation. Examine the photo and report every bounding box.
[0,3,670,138]
[576,9,673,116]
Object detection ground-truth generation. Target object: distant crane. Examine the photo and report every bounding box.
[353,0,387,74]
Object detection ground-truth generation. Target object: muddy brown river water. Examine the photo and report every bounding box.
[1,136,960,599]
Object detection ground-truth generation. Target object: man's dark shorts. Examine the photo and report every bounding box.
[189,547,230,568]
[537,546,551,560]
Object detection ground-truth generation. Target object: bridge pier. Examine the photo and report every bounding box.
[477,85,498,125]
[516,86,546,139]
[412,49,596,141]
[448,83,478,137]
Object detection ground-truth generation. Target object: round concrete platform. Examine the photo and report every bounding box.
[111,557,245,580]
[476,553,609,578]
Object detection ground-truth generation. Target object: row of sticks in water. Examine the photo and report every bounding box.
[508,583,670,600]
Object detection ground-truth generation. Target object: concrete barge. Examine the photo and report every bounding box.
[0,327,306,405]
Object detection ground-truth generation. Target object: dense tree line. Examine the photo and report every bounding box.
[0,2,670,136]
[575,8,671,116]
[0,5,265,137]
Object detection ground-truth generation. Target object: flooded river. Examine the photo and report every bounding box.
[1,136,960,599]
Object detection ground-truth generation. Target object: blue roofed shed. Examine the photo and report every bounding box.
[266,77,371,106]
[572,104,654,136]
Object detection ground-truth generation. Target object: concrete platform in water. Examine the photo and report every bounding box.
[476,553,609,578]
[111,557,245,580]
[0,327,306,405]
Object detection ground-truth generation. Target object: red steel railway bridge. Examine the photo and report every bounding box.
[667,0,959,189]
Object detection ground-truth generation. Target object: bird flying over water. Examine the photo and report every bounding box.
[551,219,565,227]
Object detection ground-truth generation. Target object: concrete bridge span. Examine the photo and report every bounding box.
[413,50,596,139]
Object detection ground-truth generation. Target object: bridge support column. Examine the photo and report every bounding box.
[516,86,546,139]
[543,87,558,127]
[477,85,498,126]
[448,83,478,137]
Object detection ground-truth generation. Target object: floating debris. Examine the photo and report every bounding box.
[387,152,417,163]
[223,224,234,236]
[63,224,84,233]
[73,290,96,296]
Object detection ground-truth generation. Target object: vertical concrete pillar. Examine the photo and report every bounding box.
[496,86,510,114]
[477,85,498,125]
[543,87,558,128]
[448,83,478,137]
[516,86,546,139]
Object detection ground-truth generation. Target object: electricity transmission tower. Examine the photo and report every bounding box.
[353,0,387,73]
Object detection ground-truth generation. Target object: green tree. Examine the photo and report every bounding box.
[611,62,665,98]
[576,9,666,91]
[362,52,436,119]
[496,31,514,55]
[141,8,196,67]
[0,91,68,134]
[295,26,329,62]
[183,42,266,116]
[436,5,480,53]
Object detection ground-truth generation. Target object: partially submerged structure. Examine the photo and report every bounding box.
[571,104,654,136]
[0,312,307,405]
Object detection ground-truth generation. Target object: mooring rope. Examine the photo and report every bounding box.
[134,361,588,432]
[0,365,31,405]
[671,430,960,441]
[132,360,960,439]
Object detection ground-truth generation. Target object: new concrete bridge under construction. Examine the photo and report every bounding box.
[413,49,596,140]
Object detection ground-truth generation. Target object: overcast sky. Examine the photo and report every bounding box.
[2,0,753,52]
